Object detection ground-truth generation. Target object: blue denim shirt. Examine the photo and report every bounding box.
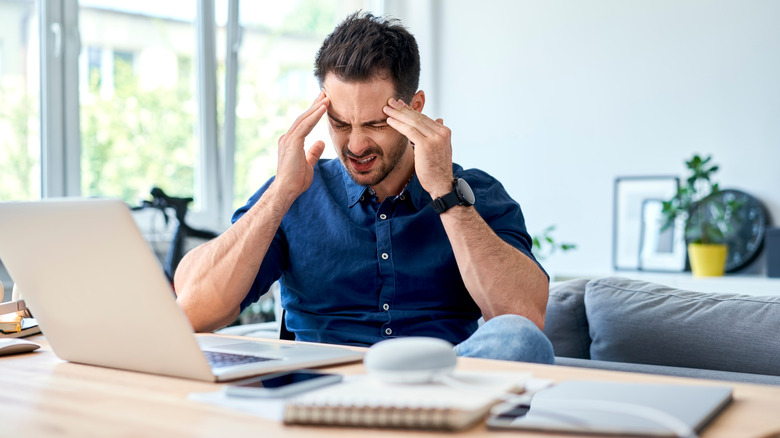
[232,158,544,347]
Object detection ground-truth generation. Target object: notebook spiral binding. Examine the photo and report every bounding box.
[284,401,459,430]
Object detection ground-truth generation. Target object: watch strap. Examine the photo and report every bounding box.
[431,183,462,214]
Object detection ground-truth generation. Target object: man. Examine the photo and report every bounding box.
[175,12,553,363]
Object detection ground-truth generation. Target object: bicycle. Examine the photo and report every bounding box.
[130,187,220,283]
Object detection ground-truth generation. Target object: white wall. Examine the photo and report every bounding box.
[396,0,780,276]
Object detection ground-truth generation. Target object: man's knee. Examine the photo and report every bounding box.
[454,314,554,364]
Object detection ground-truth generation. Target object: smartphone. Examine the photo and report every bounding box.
[223,370,342,398]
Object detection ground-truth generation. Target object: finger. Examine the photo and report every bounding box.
[288,95,329,137]
[384,104,447,148]
[385,116,426,146]
[291,100,328,139]
[384,98,440,138]
[384,112,433,144]
[306,141,326,167]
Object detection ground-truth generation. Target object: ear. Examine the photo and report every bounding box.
[410,90,425,113]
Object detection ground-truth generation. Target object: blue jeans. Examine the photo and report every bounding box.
[454,314,554,364]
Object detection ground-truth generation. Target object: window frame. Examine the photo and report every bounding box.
[40,0,81,198]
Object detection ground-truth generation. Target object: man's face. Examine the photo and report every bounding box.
[322,73,410,187]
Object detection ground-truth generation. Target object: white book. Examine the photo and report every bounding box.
[487,380,733,437]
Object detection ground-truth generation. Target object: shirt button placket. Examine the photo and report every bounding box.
[377,208,392,264]
[376,204,395,338]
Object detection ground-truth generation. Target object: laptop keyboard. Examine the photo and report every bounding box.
[203,350,276,368]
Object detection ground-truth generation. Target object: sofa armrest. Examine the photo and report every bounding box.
[555,356,780,386]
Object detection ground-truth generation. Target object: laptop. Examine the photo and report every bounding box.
[488,380,733,437]
[0,198,363,382]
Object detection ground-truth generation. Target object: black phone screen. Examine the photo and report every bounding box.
[494,404,531,419]
[236,371,328,389]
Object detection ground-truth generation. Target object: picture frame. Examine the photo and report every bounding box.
[637,199,687,272]
[612,176,680,271]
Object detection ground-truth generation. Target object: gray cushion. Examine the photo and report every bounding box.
[543,279,591,359]
[585,276,780,376]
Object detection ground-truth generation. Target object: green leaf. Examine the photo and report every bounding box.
[530,225,577,260]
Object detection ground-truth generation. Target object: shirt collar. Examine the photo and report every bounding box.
[340,164,432,210]
[342,166,370,207]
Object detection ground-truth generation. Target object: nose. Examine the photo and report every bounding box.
[347,130,373,157]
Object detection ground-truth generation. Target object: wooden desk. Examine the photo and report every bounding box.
[2,336,779,437]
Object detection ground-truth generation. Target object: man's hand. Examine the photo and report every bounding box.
[383,98,453,198]
[274,92,329,206]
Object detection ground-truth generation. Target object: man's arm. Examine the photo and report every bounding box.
[437,205,549,328]
[383,98,548,329]
[174,93,330,332]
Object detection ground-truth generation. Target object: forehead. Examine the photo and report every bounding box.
[322,73,395,122]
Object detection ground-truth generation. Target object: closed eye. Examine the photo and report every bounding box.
[331,122,350,131]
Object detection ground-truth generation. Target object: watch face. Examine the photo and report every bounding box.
[686,189,768,272]
[456,178,475,206]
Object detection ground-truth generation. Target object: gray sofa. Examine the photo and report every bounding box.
[544,276,780,385]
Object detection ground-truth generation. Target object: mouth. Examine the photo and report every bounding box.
[348,155,377,173]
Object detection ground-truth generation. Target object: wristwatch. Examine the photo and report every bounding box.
[431,178,475,214]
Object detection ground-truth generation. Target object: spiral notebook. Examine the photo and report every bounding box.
[282,372,530,431]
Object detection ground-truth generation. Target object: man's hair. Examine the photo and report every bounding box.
[314,11,420,102]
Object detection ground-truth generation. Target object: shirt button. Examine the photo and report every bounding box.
[399,195,406,201]
[360,196,365,201]
[382,303,390,311]
[379,213,387,220]
[381,253,389,260]
[385,328,393,335]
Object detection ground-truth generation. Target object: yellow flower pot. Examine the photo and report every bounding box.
[688,243,728,277]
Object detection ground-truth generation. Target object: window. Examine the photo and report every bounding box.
[0,0,41,201]
[1,0,376,210]
[78,1,198,204]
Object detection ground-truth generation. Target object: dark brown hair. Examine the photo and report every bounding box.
[314,11,420,102]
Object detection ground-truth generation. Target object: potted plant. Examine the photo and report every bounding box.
[661,154,740,277]
[532,225,576,261]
